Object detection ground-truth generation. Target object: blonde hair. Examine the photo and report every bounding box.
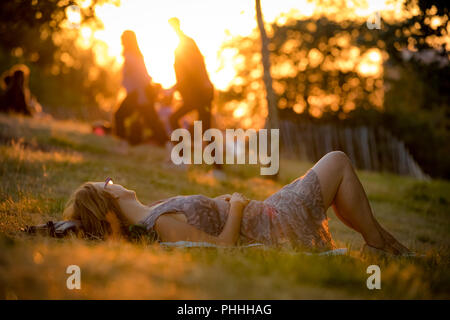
[63,183,130,239]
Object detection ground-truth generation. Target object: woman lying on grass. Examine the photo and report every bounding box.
[64,151,411,256]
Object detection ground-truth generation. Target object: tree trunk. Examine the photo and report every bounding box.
[255,0,279,130]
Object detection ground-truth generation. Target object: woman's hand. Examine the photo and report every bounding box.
[229,192,250,209]
[156,192,250,246]
[216,194,232,201]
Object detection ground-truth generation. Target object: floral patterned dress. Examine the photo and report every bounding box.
[139,169,335,250]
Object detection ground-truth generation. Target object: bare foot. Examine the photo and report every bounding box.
[361,243,397,257]
[374,222,411,254]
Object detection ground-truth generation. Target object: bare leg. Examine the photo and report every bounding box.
[311,151,409,255]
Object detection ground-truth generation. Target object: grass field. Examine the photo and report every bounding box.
[0,114,449,299]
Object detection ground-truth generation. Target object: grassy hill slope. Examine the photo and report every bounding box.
[0,114,449,299]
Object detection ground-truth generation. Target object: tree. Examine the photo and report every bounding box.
[255,0,279,130]
[0,0,102,69]
[220,0,450,178]
[0,0,121,119]
[220,17,385,123]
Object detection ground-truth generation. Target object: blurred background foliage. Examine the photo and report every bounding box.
[0,0,121,119]
[217,0,449,178]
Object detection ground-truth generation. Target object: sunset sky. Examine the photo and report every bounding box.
[73,0,407,90]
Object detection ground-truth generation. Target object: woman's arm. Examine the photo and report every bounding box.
[154,193,249,246]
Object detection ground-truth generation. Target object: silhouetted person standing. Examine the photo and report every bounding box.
[168,18,214,132]
[115,30,168,146]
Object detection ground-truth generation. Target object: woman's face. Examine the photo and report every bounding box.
[93,180,136,201]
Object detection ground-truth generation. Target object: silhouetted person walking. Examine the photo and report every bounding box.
[168,18,214,133]
[115,30,168,146]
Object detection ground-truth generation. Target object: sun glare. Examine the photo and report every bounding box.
[77,0,404,90]
[81,0,263,89]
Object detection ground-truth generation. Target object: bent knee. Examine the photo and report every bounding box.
[325,151,352,168]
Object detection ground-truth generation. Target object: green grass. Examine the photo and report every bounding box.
[0,114,449,299]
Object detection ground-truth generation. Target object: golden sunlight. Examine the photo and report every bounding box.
[357,48,383,77]
[233,103,247,118]
[76,0,403,91]
[80,0,261,90]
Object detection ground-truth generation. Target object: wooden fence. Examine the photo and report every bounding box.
[279,120,427,179]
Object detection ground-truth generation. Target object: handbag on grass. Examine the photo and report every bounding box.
[22,220,82,238]
[22,220,159,242]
